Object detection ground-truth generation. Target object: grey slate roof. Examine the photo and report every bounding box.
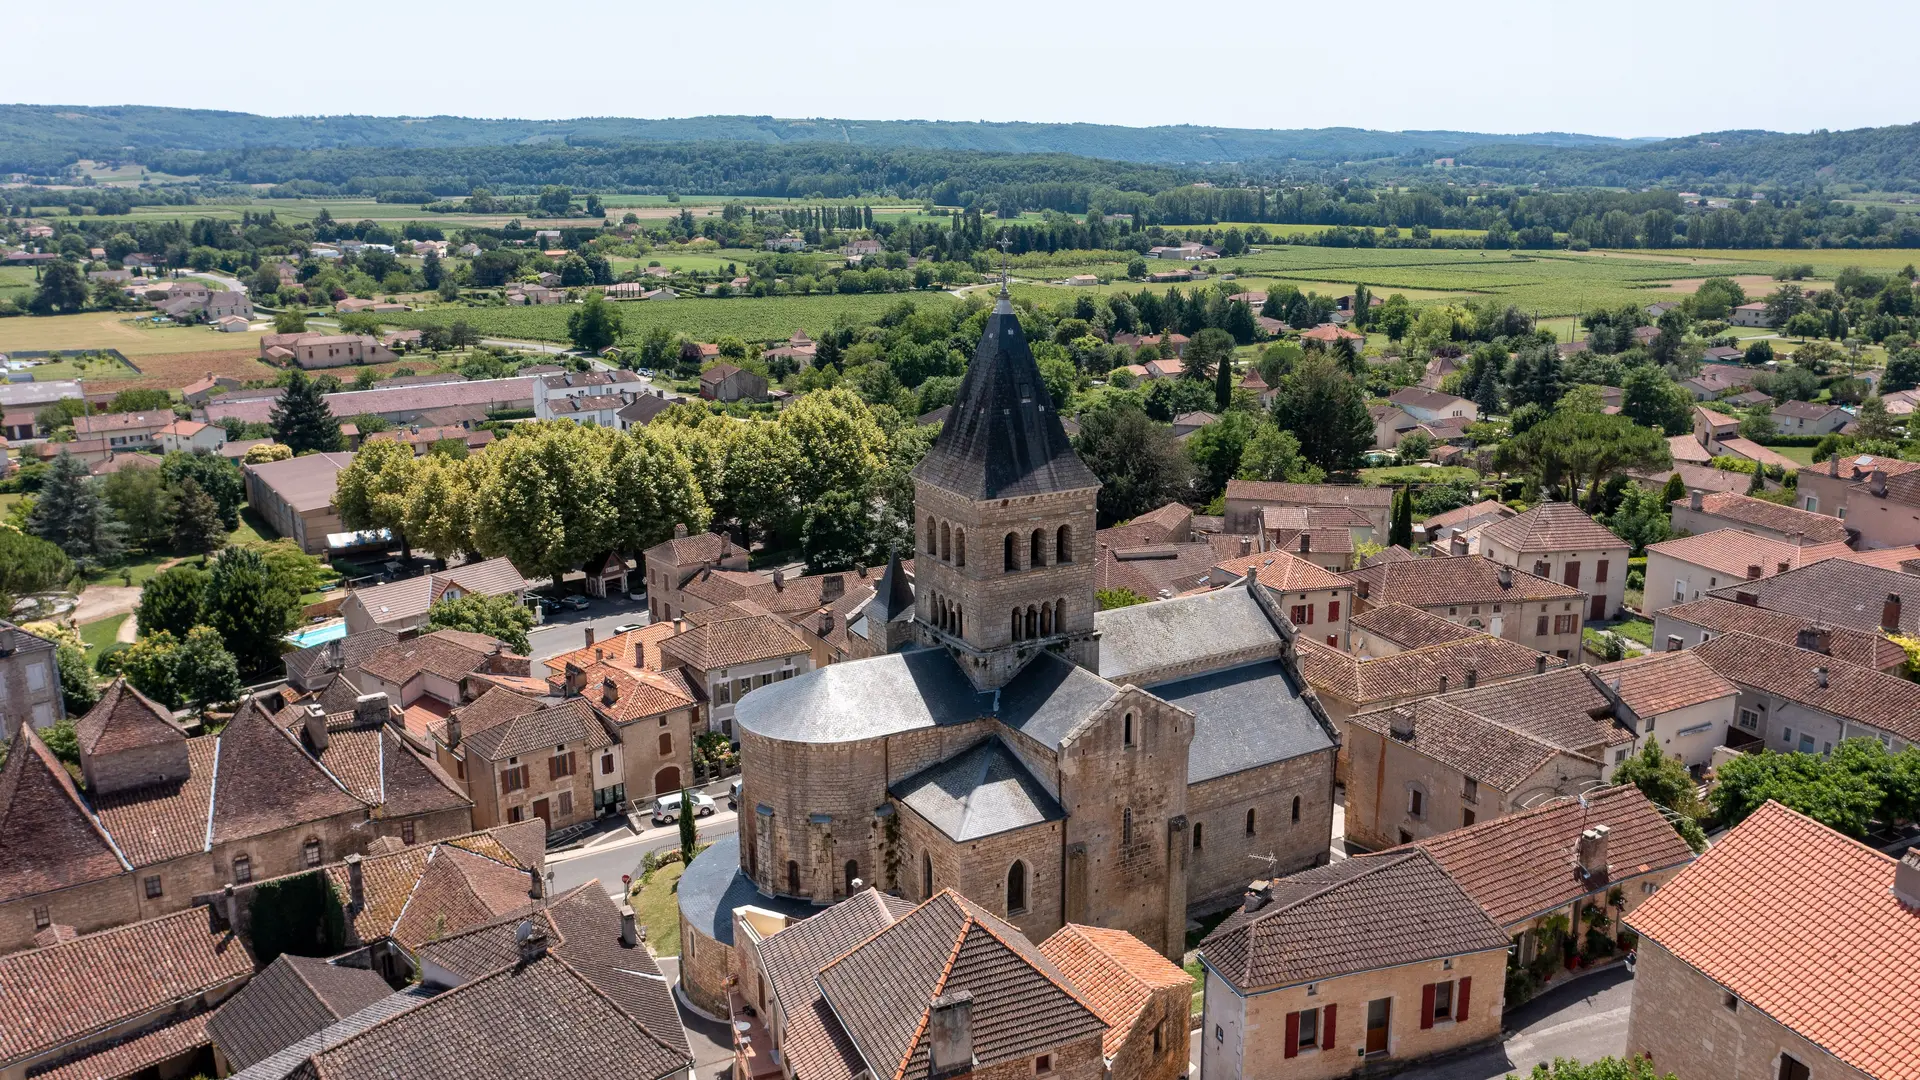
[676,835,817,948]
[910,292,1099,500]
[733,647,990,743]
[890,738,1065,841]
[1095,586,1283,684]
[869,551,916,624]
[1147,661,1334,783]
[999,651,1122,748]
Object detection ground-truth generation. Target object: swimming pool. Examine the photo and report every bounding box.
[288,621,347,648]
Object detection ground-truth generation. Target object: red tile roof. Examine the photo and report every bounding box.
[1479,502,1625,553]
[1344,554,1582,607]
[1298,635,1552,706]
[1648,529,1849,579]
[1348,602,1477,651]
[1626,802,1920,1080]
[0,727,128,898]
[1211,549,1352,592]
[1593,650,1737,717]
[1039,924,1189,1059]
[1658,596,1905,671]
[1675,491,1850,545]
[1693,632,1920,742]
[75,679,187,757]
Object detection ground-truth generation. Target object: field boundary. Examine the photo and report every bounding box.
[4,348,142,374]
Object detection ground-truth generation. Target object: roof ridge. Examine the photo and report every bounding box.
[889,903,977,1080]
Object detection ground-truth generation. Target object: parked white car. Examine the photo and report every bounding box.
[651,791,716,825]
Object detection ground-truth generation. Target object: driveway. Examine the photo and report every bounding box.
[660,956,737,1080]
[70,585,143,625]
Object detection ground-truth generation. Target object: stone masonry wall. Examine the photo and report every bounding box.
[1186,751,1336,909]
[897,806,1064,946]
[80,742,190,797]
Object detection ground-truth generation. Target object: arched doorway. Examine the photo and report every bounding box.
[653,766,682,795]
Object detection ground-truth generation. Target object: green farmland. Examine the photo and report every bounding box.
[382,291,961,346]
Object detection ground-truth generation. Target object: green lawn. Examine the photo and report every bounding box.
[1611,618,1655,647]
[77,614,130,666]
[627,859,687,956]
[1359,465,1482,486]
[1767,444,1819,466]
[81,509,278,587]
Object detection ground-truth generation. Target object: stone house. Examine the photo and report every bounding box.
[1198,849,1510,1080]
[1591,650,1739,776]
[1644,529,1848,613]
[1340,665,1601,849]
[346,628,531,732]
[729,888,1111,1080]
[73,411,170,449]
[1040,923,1195,1080]
[1410,784,1696,985]
[435,690,619,835]
[1223,480,1392,537]
[341,557,530,636]
[1797,456,1920,550]
[1651,596,1907,673]
[1347,602,1492,658]
[1206,549,1355,650]
[1769,398,1851,435]
[1625,801,1919,1080]
[658,602,813,738]
[1669,490,1851,547]
[1700,558,1918,638]
[1343,555,1589,659]
[0,691,378,954]
[1693,631,1920,757]
[1475,502,1629,622]
[640,526,750,621]
[0,621,63,736]
[0,907,254,1080]
[699,363,770,402]
[675,287,1341,1016]
[155,418,227,454]
[547,657,698,802]
[272,693,475,846]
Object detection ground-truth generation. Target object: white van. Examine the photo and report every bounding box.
[652,791,717,825]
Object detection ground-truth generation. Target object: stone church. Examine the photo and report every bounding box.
[680,282,1338,1009]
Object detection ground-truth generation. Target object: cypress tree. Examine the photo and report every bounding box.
[1215,350,1233,411]
[270,370,344,454]
[1389,486,1414,549]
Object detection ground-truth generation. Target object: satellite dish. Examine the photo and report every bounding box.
[514,920,534,943]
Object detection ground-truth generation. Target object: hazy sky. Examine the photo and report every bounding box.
[8,0,1916,139]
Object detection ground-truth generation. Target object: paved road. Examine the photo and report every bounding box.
[547,779,738,896]
[526,595,653,663]
[1188,966,1632,1079]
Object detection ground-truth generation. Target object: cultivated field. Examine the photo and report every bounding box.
[0,311,272,356]
[1644,248,1920,272]
[383,292,960,345]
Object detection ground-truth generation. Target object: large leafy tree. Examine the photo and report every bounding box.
[428,593,534,653]
[1710,739,1920,839]
[136,566,208,640]
[1605,484,1673,556]
[471,421,613,583]
[1184,411,1255,501]
[720,423,804,546]
[202,545,299,676]
[800,489,871,572]
[0,529,71,608]
[605,428,710,555]
[101,467,173,551]
[27,453,126,566]
[402,456,478,560]
[1236,422,1322,485]
[777,388,888,514]
[1271,355,1375,472]
[161,450,245,530]
[334,439,420,559]
[28,261,89,315]
[1496,411,1671,510]
[270,370,344,454]
[170,479,226,557]
[1075,401,1193,526]
[1620,366,1692,436]
[567,291,624,354]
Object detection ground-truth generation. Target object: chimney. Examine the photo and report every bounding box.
[1776,561,1790,574]
[1439,674,1449,694]
[529,868,545,900]
[602,677,619,706]
[1884,594,1903,633]
[1389,710,1416,740]
[1746,564,1762,580]
[1497,564,1513,588]
[1298,533,1311,554]
[303,702,330,752]
[1815,666,1829,689]
[1356,578,1370,599]
[1735,591,1759,606]
[619,904,639,947]
[345,854,365,909]
[821,573,845,602]
[1894,849,1920,910]
[1535,654,1548,675]
[562,663,585,698]
[584,626,596,648]
[1796,626,1832,655]
[515,920,549,965]
[1871,470,1888,498]
[817,612,835,637]
[446,710,462,749]
[1450,534,1468,557]
[1242,880,1273,913]
[353,693,389,728]
[1238,536,1252,557]
[927,991,976,1078]
[1576,825,1611,879]
[772,568,785,591]
[673,523,688,539]
[1465,666,1478,689]
[1688,490,1704,512]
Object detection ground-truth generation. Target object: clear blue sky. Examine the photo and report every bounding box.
[8,0,1916,139]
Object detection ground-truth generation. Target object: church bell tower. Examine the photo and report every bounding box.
[908,263,1101,689]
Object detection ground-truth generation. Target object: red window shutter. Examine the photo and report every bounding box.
[1456,977,1471,1022]
[1284,1011,1299,1058]
[1596,559,1609,584]
[1328,600,1341,622]
[1322,1003,1337,1050]
[1420,983,1436,1029]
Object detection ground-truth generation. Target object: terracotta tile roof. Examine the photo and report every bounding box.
[208,699,366,846]
[815,890,1106,1080]
[1349,602,1477,651]
[0,908,253,1061]
[1675,492,1850,545]
[1426,666,1634,752]
[1211,549,1352,592]
[1633,461,1766,495]
[88,738,216,866]
[315,826,541,951]
[659,612,808,672]
[678,568,770,606]
[1038,924,1189,1059]
[1593,650,1737,717]
[1224,480,1391,509]
[1773,399,1847,422]
[1344,554,1582,607]
[543,623,674,677]
[1298,635,1553,707]
[74,678,181,759]
[1649,529,1847,580]
[0,726,128,898]
[640,530,734,567]
[294,724,471,820]
[1200,849,1509,992]
[560,663,697,726]
[303,950,688,1080]
[754,889,908,1080]
[1479,502,1625,553]
[1349,698,1576,791]
[1706,558,1920,636]
[208,955,394,1071]
[1120,501,1195,544]
[459,697,612,763]
[1422,500,1514,532]
[1713,437,1809,474]
[1095,541,1222,599]
[347,558,527,628]
[1264,526,1354,556]
[356,633,490,685]
[1361,544,1419,567]
[1831,544,1920,573]
[1666,435,1713,464]
[1406,785,1696,927]
[1693,632,1920,742]
[1626,802,1920,1080]
[32,1011,212,1080]
[1660,596,1905,671]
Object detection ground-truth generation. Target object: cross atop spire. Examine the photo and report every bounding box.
[997,236,1012,297]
